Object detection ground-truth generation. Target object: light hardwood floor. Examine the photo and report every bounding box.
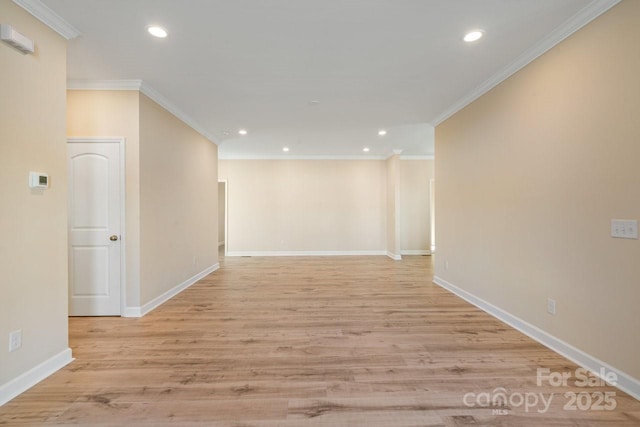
[1,255,639,426]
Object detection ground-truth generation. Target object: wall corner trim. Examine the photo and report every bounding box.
[429,0,622,126]
[433,276,640,401]
[386,251,402,261]
[12,0,81,39]
[123,263,220,318]
[0,348,73,406]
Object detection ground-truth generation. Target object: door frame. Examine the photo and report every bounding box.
[218,179,228,256]
[67,137,127,315]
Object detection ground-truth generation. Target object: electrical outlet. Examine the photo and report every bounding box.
[445,260,449,270]
[9,330,22,352]
[547,298,557,315]
[192,256,197,266]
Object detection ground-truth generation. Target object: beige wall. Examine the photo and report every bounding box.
[139,94,218,305]
[436,0,640,381]
[67,90,141,306]
[400,160,434,252]
[219,160,387,253]
[0,1,69,386]
[218,182,225,245]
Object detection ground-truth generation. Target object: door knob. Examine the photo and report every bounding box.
[109,235,118,241]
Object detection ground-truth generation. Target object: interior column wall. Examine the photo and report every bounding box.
[67,90,141,308]
[138,94,219,306]
[0,0,69,393]
[385,155,401,259]
[400,159,434,253]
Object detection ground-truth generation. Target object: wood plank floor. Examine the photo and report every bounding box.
[1,255,639,426]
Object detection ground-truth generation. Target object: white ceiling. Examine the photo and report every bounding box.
[30,0,614,158]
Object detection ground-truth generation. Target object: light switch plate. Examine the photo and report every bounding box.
[611,220,638,239]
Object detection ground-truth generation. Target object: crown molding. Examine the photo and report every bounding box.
[12,0,81,40]
[430,0,621,127]
[67,79,142,90]
[66,79,218,145]
[400,155,435,160]
[218,153,434,161]
[218,154,387,160]
[138,82,218,144]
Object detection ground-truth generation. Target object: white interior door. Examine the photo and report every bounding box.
[68,140,122,316]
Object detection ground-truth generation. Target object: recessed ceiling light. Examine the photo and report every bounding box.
[363,147,370,152]
[308,100,320,106]
[238,129,248,135]
[463,30,484,42]
[147,26,168,38]
[378,129,387,136]
[283,147,290,152]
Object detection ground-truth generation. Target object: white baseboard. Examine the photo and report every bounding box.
[226,250,387,257]
[400,250,431,256]
[386,251,402,260]
[0,348,73,406]
[433,276,640,401]
[122,306,141,317]
[123,263,220,318]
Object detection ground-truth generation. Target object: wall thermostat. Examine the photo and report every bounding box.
[29,172,49,189]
